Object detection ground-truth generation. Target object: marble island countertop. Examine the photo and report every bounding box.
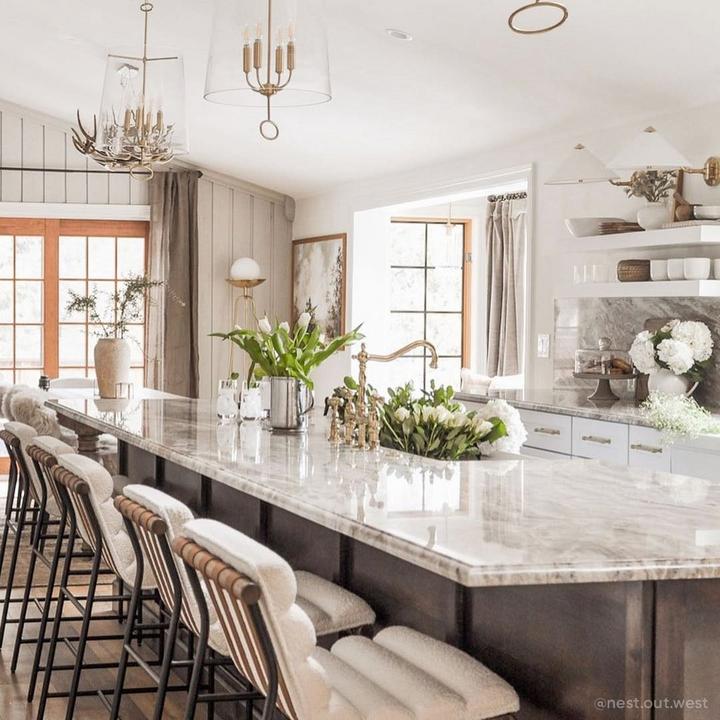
[47,397,720,588]
[457,387,720,431]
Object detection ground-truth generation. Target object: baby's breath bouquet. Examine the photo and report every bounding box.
[379,382,526,460]
[642,393,720,445]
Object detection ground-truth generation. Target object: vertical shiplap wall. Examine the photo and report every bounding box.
[0,103,149,205]
[197,176,292,400]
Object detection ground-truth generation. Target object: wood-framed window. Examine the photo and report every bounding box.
[0,218,149,388]
[389,218,472,391]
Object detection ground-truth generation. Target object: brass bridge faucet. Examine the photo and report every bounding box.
[352,340,439,418]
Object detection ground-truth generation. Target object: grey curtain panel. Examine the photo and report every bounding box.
[146,170,201,398]
[486,198,527,377]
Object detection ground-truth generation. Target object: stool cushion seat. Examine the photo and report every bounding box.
[58,455,155,590]
[5,422,62,518]
[295,571,375,636]
[325,628,520,719]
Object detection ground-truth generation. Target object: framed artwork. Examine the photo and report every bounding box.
[292,233,347,339]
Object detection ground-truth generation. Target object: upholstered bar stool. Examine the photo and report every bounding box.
[111,484,376,720]
[37,453,162,720]
[0,422,65,646]
[176,519,520,720]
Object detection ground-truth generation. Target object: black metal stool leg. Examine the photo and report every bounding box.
[26,509,68,701]
[0,486,30,645]
[36,526,76,719]
[109,564,143,719]
[152,600,182,720]
[11,497,49,671]
[63,547,102,720]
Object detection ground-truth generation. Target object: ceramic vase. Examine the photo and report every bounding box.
[648,368,698,397]
[94,338,131,399]
[636,202,669,231]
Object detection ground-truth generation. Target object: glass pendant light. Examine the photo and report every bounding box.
[73,2,188,178]
[204,0,331,140]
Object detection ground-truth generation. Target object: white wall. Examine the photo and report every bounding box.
[0,100,149,206]
[294,99,720,394]
[197,174,292,399]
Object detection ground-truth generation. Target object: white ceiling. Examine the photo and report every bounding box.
[1,0,719,197]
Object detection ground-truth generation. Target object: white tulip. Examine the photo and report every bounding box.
[258,317,272,334]
[297,312,311,330]
[394,407,410,422]
[279,321,290,333]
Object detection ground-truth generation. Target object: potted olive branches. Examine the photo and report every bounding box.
[65,275,162,398]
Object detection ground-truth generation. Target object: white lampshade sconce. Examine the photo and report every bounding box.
[547,127,720,188]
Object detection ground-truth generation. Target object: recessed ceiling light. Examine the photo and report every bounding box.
[386,28,413,41]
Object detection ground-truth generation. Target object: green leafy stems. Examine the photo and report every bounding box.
[624,170,676,204]
[379,381,508,461]
[212,315,363,390]
[65,274,163,339]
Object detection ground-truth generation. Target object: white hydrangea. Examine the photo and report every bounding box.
[477,399,527,456]
[629,331,659,374]
[671,320,713,363]
[657,338,694,376]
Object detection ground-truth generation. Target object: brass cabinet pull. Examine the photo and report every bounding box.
[631,443,663,455]
[533,427,561,436]
[581,435,612,445]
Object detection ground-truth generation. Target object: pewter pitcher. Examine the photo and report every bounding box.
[269,377,314,431]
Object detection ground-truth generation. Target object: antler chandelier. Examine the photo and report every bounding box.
[73,2,188,178]
[205,0,331,141]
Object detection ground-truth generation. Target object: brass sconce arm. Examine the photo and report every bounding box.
[682,157,720,187]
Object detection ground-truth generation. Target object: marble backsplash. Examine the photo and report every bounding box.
[554,297,720,405]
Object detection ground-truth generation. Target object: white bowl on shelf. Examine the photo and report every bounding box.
[650,260,669,281]
[667,258,685,280]
[683,258,711,280]
[565,217,627,238]
[693,206,720,220]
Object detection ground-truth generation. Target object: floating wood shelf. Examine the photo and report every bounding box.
[566,224,720,253]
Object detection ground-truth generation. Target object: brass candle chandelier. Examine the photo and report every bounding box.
[205,0,331,141]
[73,2,188,178]
[242,0,296,140]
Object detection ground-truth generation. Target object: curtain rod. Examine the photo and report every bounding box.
[0,166,203,177]
[488,191,527,202]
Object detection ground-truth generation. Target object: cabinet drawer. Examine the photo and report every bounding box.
[519,409,572,455]
[572,417,629,464]
[628,426,671,471]
[521,446,570,460]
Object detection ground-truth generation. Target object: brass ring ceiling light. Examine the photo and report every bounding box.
[508,0,569,34]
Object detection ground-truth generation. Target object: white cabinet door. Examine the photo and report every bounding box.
[671,447,720,480]
[628,426,671,472]
[519,409,573,455]
[572,417,629,464]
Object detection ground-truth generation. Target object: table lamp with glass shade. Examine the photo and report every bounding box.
[226,258,266,379]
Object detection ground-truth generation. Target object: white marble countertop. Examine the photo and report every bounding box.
[47,396,720,588]
[457,388,720,434]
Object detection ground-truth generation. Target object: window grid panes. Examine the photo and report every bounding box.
[390,221,466,391]
[0,220,148,391]
[58,235,146,380]
[0,234,44,385]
